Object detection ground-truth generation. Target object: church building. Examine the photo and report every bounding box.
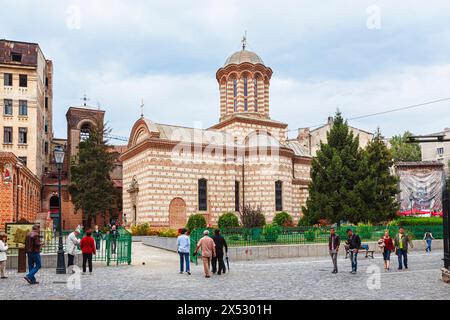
[120,45,314,228]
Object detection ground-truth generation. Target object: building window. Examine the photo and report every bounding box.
[45,97,48,110]
[11,52,22,62]
[275,180,283,211]
[45,77,49,87]
[244,99,248,111]
[19,100,28,116]
[233,78,237,112]
[235,181,240,212]
[19,74,27,88]
[437,147,444,157]
[44,141,49,155]
[19,127,27,144]
[18,157,27,167]
[44,120,48,133]
[198,178,207,211]
[254,78,258,112]
[3,127,12,144]
[4,73,12,86]
[80,123,91,141]
[4,99,13,115]
[244,76,248,96]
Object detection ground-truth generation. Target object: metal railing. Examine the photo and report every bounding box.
[189,225,443,263]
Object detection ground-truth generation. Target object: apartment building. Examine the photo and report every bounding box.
[0,39,53,178]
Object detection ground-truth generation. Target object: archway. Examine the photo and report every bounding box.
[169,198,187,229]
[49,195,60,232]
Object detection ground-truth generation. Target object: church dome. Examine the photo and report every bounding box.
[224,50,264,67]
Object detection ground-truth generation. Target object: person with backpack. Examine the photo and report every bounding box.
[394,227,414,270]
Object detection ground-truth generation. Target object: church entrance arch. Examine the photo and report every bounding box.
[169,198,187,229]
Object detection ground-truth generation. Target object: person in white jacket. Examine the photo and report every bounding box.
[66,229,81,272]
[0,233,8,279]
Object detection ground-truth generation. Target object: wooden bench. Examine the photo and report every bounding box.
[345,248,375,259]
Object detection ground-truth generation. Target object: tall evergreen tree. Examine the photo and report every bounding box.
[302,111,363,226]
[68,126,117,228]
[354,129,399,223]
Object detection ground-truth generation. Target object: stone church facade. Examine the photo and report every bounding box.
[120,48,313,228]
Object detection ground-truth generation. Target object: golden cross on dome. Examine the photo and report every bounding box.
[140,99,144,118]
[241,31,247,51]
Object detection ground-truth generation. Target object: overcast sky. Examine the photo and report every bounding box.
[1,0,450,141]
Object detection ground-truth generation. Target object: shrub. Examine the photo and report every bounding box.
[273,212,293,227]
[131,223,150,236]
[186,214,207,232]
[304,230,316,242]
[297,216,311,227]
[239,204,266,228]
[158,228,179,238]
[218,212,240,229]
[356,224,372,240]
[262,224,282,242]
[389,217,443,226]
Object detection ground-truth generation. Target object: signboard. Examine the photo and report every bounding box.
[5,223,34,249]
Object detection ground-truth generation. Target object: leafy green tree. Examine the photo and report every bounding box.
[354,129,399,223]
[302,111,363,226]
[68,126,118,228]
[389,131,421,162]
[186,214,207,232]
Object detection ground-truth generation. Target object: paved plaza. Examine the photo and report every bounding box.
[2,243,450,300]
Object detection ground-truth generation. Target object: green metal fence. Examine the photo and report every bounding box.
[189,225,443,264]
[8,227,132,266]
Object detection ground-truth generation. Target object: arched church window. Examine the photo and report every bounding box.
[275,180,283,211]
[254,77,258,112]
[198,178,207,211]
[80,123,91,141]
[233,79,237,112]
[244,76,248,111]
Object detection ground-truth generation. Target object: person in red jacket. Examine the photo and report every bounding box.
[80,229,96,274]
[379,230,395,271]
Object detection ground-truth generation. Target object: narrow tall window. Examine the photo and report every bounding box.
[4,99,13,115]
[19,100,28,116]
[4,73,12,86]
[44,120,48,133]
[235,181,240,212]
[19,127,28,144]
[275,180,283,211]
[244,76,248,111]
[254,78,258,112]
[4,127,13,144]
[44,141,49,155]
[45,97,48,110]
[198,179,208,211]
[19,74,27,88]
[233,79,237,112]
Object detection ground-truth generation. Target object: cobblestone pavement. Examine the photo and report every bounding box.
[2,243,449,300]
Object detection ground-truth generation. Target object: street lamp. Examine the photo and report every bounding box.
[54,145,66,274]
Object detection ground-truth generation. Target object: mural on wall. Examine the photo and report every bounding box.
[397,168,444,216]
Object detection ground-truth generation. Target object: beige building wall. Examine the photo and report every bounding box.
[420,128,450,174]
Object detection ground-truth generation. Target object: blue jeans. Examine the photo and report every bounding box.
[425,239,432,252]
[383,249,391,261]
[26,252,41,283]
[179,252,190,272]
[397,249,408,269]
[350,251,358,272]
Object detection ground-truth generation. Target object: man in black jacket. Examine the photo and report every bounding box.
[347,229,361,274]
[212,229,228,275]
[329,228,340,274]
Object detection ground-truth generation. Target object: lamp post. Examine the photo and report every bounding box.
[54,145,66,274]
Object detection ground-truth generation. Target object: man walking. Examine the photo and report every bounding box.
[24,225,43,285]
[111,225,119,255]
[66,228,81,272]
[329,228,340,274]
[194,230,216,278]
[347,229,361,274]
[394,227,413,270]
[212,229,228,275]
[177,229,191,275]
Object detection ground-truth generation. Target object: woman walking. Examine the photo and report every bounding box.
[380,231,394,271]
[0,233,8,279]
[80,229,96,275]
[423,231,435,253]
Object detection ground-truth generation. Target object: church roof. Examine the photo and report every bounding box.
[284,140,311,157]
[224,49,264,67]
